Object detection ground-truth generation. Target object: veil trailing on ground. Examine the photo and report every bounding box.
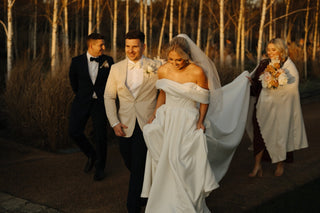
[177,34,251,182]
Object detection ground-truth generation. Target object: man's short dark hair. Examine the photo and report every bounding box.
[87,33,104,47]
[125,30,145,44]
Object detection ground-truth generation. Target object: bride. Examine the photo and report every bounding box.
[141,34,251,212]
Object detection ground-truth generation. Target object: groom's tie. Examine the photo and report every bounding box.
[90,57,100,63]
[128,62,141,70]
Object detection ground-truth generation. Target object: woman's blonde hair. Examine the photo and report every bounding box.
[268,38,288,61]
[166,37,192,61]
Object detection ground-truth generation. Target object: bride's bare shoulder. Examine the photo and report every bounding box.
[157,63,171,78]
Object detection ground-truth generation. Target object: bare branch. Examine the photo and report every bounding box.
[0,20,8,37]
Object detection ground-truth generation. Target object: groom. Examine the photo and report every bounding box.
[104,30,158,213]
[69,33,114,181]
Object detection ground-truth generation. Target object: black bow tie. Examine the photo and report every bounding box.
[90,57,100,63]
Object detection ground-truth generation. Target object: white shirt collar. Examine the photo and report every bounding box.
[87,52,98,63]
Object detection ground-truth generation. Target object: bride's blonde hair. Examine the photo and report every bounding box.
[166,37,192,62]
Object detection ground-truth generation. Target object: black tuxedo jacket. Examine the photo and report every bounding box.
[69,53,114,111]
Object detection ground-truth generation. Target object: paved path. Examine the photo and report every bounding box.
[0,100,319,213]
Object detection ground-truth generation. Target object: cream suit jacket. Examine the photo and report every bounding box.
[104,57,158,137]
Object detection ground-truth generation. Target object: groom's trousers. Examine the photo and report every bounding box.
[119,121,147,213]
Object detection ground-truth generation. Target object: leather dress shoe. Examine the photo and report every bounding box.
[94,170,106,181]
[84,156,96,173]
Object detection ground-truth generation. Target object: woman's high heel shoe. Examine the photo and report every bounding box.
[248,166,263,177]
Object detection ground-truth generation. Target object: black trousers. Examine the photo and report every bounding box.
[69,99,108,171]
[119,121,147,213]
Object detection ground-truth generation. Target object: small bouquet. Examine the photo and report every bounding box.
[259,59,288,89]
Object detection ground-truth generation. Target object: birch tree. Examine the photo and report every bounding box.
[169,0,174,42]
[303,0,310,79]
[257,0,267,63]
[33,0,37,59]
[196,0,203,47]
[236,0,244,69]
[63,0,69,61]
[1,0,15,80]
[140,0,143,31]
[149,0,153,54]
[182,0,188,33]
[126,0,129,33]
[144,0,148,56]
[284,0,290,42]
[269,2,273,41]
[80,0,85,51]
[312,0,319,61]
[178,0,182,34]
[96,0,101,33]
[88,0,92,34]
[51,0,58,74]
[241,15,245,71]
[75,0,80,56]
[205,0,213,56]
[158,0,170,57]
[219,0,225,67]
[113,0,118,60]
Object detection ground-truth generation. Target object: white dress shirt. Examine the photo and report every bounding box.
[86,52,99,99]
[126,57,144,99]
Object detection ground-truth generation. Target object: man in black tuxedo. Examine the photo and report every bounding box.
[69,33,114,181]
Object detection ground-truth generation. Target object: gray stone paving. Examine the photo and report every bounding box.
[0,192,61,213]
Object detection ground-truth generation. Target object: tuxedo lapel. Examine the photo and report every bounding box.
[81,54,93,86]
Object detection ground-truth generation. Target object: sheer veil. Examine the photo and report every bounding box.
[177,34,222,110]
[177,34,251,182]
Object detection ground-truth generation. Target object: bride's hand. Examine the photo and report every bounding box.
[147,114,156,124]
[196,122,206,132]
[246,76,253,84]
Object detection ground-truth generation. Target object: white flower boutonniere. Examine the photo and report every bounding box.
[143,57,165,75]
[100,60,109,69]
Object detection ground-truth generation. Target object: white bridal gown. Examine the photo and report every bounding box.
[141,70,251,212]
[141,79,219,213]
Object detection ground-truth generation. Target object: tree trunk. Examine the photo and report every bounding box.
[96,0,100,33]
[303,0,310,79]
[51,0,58,75]
[33,0,37,59]
[196,0,203,47]
[113,0,117,61]
[169,0,174,42]
[284,0,290,42]
[126,0,129,33]
[205,0,213,56]
[182,0,188,33]
[63,0,69,61]
[257,0,267,63]
[144,0,148,56]
[219,0,224,67]
[312,0,319,61]
[178,0,182,34]
[80,0,85,50]
[88,0,92,34]
[157,0,170,57]
[269,2,273,41]
[190,1,195,40]
[149,0,153,54]
[6,0,15,80]
[236,0,244,69]
[140,0,143,31]
[75,0,80,56]
[241,15,245,72]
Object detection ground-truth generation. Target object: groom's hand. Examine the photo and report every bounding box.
[113,123,128,137]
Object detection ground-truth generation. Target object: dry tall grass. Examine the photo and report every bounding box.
[3,56,74,151]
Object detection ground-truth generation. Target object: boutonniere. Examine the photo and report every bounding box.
[100,60,109,69]
[143,57,165,75]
